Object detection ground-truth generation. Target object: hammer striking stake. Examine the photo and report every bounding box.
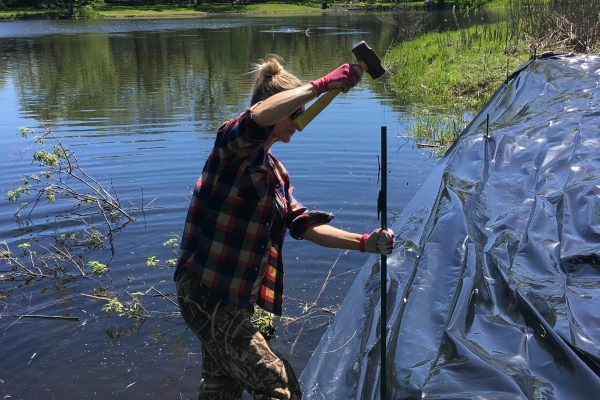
[293,41,385,131]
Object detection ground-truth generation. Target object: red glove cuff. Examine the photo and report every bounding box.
[310,64,361,96]
[309,78,328,96]
[359,233,369,253]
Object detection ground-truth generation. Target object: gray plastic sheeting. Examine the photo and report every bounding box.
[300,54,600,399]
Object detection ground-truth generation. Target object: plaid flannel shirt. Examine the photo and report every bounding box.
[175,109,333,315]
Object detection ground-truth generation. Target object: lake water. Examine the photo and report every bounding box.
[0,11,487,399]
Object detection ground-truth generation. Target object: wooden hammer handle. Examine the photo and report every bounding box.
[293,61,367,132]
[293,88,342,132]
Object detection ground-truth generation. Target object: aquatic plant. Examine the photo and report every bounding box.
[100,291,148,320]
[407,110,467,156]
[102,298,124,315]
[1,127,141,292]
[252,306,275,339]
[6,127,134,233]
[162,237,178,267]
[88,260,109,276]
[146,256,159,268]
[144,237,179,269]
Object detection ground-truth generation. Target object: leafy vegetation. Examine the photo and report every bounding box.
[102,297,124,314]
[393,0,600,111]
[0,0,378,19]
[5,127,134,232]
[0,0,99,18]
[145,237,179,268]
[88,260,109,275]
[1,128,176,330]
[252,306,275,338]
[424,0,489,9]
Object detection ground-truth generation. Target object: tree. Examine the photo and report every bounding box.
[3,0,95,18]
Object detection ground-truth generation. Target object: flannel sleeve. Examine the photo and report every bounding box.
[217,109,273,158]
[287,187,334,240]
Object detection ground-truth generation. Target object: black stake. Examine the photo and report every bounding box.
[378,125,388,400]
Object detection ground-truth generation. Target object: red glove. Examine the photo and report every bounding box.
[310,64,362,95]
[359,228,394,255]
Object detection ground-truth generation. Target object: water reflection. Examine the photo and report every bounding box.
[0,9,507,128]
[1,15,405,126]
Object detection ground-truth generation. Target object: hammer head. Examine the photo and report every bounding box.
[352,41,385,80]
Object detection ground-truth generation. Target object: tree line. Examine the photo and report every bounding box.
[1,0,96,18]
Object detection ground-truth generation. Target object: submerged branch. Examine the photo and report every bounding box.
[10,314,79,321]
[289,250,346,355]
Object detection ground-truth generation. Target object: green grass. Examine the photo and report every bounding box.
[386,22,531,113]
[387,21,531,154]
[97,5,205,18]
[0,8,57,19]
[242,3,320,11]
[408,110,466,155]
[0,2,324,19]
[97,3,320,18]
[331,1,408,9]
[0,0,499,20]
[0,0,435,20]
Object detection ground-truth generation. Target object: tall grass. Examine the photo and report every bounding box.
[386,21,529,112]
[386,9,531,154]
[388,1,600,154]
[508,0,600,53]
[388,1,600,113]
[407,110,466,156]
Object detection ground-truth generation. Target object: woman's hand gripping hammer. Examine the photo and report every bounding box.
[293,41,386,132]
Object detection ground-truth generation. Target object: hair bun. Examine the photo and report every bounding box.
[250,55,302,105]
[255,55,283,81]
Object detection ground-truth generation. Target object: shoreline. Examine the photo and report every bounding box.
[0,3,412,21]
[98,9,382,20]
[99,9,324,19]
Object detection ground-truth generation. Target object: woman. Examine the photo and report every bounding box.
[175,56,394,400]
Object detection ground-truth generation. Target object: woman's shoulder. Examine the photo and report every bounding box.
[218,109,250,133]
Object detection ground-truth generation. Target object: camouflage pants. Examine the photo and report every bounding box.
[176,269,302,400]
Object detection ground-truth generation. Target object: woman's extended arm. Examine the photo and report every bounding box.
[303,224,395,255]
[252,64,362,127]
[302,224,362,251]
[251,83,316,127]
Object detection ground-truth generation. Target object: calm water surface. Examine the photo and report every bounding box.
[0,12,473,399]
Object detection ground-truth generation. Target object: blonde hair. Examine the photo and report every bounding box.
[250,55,303,105]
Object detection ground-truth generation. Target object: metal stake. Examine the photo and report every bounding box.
[378,125,388,400]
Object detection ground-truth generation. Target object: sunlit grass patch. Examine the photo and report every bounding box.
[97,3,319,18]
[97,4,206,18]
[0,8,56,19]
[386,22,530,113]
[402,109,467,156]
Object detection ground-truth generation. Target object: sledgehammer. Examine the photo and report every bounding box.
[293,41,386,132]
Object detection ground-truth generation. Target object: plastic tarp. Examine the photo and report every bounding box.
[300,54,600,399]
